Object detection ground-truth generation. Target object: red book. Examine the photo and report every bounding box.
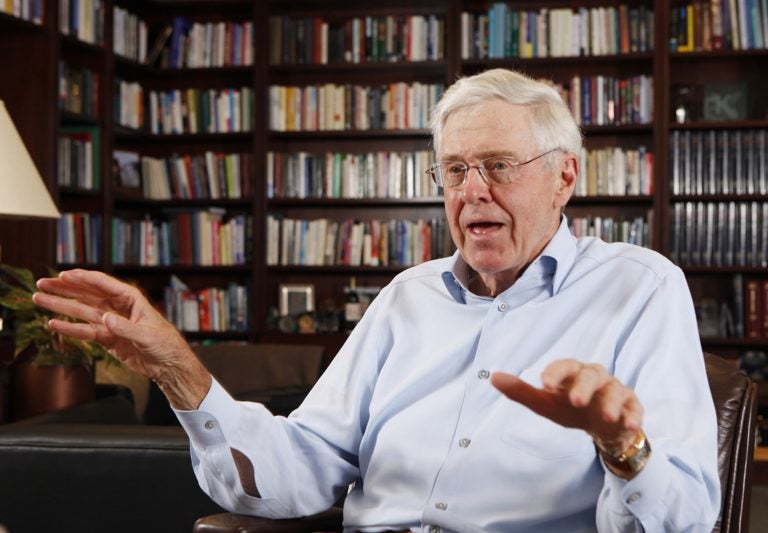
[744,278,763,339]
[197,289,211,331]
[762,280,768,339]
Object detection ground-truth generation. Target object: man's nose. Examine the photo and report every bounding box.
[461,166,492,201]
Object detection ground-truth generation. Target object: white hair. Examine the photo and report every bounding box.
[429,68,583,157]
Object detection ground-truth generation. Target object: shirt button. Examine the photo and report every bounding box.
[478,369,490,379]
[435,502,448,510]
[459,438,471,448]
[429,527,440,533]
[626,492,641,504]
[497,302,509,312]
[204,420,215,430]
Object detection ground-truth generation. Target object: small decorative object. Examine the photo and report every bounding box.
[278,283,315,316]
[671,84,700,123]
[277,314,297,333]
[296,313,316,334]
[703,82,747,121]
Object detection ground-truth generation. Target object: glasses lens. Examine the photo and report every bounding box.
[440,162,467,187]
[481,157,517,184]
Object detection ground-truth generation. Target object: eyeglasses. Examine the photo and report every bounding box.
[426,149,558,189]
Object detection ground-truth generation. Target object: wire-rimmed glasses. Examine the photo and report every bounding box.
[426,148,558,189]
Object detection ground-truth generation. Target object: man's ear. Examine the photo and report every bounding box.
[554,153,578,208]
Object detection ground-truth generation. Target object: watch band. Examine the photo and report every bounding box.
[596,430,652,479]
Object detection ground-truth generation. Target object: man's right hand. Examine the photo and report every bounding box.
[33,269,212,409]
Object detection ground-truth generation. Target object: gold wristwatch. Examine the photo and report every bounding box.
[596,430,652,479]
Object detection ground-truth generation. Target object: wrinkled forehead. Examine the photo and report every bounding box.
[438,102,534,161]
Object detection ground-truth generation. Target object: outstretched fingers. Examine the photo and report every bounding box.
[32,291,105,325]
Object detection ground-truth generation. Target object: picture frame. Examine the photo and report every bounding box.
[279,283,315,316]
[702,82,747,121]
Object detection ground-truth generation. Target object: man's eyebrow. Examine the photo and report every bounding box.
[439,150,520,161]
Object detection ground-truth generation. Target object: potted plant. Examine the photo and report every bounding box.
[0,263,116,420]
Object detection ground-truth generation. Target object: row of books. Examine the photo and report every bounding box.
[670,129,768,196]
[574,146,654,197]
[461,4,654,59]
[164,276,248,333]
[139,152,254,201]
[158,16,255,69]
[670,201,768,267]
[691,273,768,340]
[113,6,147,62]
[148,87,254,135]
[268,14,444,65]
[567,74,654,126]
[58,61,99,117]
[266,215,453,268]
[0,0,43,23]
[59,0,104,45]
[56,212,102,265]
[568,214,652,247]
[670,0,768,52]
[58,125,100,190]
[266,151,436,200]
[268,82,443,132]
[114,79,143,129]
[111,211,251,266]
[745,277,768,339]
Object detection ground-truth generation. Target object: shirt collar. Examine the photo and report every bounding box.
[441,216,576,303]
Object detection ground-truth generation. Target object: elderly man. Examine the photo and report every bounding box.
[34,68,719,532]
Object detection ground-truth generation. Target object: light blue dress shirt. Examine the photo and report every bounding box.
[176,218,720,532]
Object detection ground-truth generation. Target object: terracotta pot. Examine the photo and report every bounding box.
[10,363,95,420]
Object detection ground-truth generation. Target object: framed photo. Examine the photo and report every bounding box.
[279,283,315,316]
[702,82,747,121]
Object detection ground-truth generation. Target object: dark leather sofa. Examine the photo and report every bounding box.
[0,343,325,533]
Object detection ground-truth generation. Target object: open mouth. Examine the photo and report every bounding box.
[467,222,503,235]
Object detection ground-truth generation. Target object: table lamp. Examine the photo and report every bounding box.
[0,99,61,330]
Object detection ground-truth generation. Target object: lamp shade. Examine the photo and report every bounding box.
[0,100,60,219]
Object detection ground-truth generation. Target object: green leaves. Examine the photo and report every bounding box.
[0,263,116,368]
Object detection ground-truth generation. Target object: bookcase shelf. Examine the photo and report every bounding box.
[0,0,766,405]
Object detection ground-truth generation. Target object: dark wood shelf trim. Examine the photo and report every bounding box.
[461,52,654,69]
[269,60,446,75]
[60,33,106,54]
[671,120,768,130]
[113,129,253,143]
[700,338,768,350]
[0,11,44,32]
[58,186,102,197]
[570,195,654,204]
[268,197,444,207]
[114,197,253,208]
[681,266,768,274]
[59,110,101,125]
[670,49,768,61]
[580,123,654,134]
[112,265,253,274]
[268,129,431,140]
[183,330,250,340]
[267,265,407,274]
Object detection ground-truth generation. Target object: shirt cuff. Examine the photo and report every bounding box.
[173,378,243,450]
[603,447,670,521]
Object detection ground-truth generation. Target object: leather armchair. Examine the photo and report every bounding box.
[193,352,758,533]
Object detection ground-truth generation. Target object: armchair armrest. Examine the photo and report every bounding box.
[193,508,343,533]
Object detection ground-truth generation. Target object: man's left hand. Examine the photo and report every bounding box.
[491,359,642,454]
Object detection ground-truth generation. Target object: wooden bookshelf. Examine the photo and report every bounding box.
[0,0,765,403]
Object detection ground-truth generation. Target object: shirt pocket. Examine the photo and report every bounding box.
[498,368,595,460]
